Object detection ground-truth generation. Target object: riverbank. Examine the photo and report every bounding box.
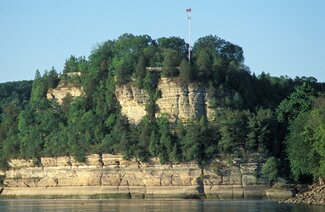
[0,154,295,200]
[280,184,325,205]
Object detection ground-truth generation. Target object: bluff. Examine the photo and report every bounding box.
[116,77,211,124]
[0,154,291,199]
[47,73,83,104]
[46,74,212,123]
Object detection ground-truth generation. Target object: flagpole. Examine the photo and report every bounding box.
[188,10,191,61]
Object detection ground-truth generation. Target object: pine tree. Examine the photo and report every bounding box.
[135,55,146,88]
[179,59,192,84]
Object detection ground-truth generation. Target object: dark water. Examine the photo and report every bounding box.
[0,199,324,212]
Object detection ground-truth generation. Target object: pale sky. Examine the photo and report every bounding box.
[0,0,324,83]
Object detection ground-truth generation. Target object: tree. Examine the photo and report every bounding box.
[217,109,247,152]
[157,36,187,58]
[276,83,316,123]
[245,108,276,153]
[212,56,226,85]
[135,55,146,88]
[63,56,78,73]
[261,157,279,184]
[207,81,217,108]
[193,35,244,64]
[47,67,59,89]
[114,57,132,85]
[0,80,32,119]
[181,123,201,162]
[181,118,219,166]
[179,59,192,84]
[30,70,48,103]
[196,48,212,79]
[161,49,179,77]
[134,117,153,161]
[0,99,21,141]
[285,101,325,181]
[308,106,325,182]
[149,131,160,156]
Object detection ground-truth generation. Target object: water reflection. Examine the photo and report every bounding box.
[0,199,324,212]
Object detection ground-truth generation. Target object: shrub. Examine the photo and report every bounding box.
[261,157,279,184]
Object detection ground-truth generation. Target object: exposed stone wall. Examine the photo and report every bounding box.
[115,78,210,124]
[46,76,214,123]
[47,81,83,104]
[0,154,274,199]
[156,78,207,123]
[115,84,149,124]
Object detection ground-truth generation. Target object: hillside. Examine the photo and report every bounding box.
[0,34,324,193]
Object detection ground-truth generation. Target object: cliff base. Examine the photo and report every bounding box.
[280,184,325,205]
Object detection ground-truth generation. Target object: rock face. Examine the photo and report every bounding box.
[156,78,207,123]
[265,183,296,200]
[47,78,83,104]
[0,154,270,199]
[115,78,208,124]
[46,76,210,123]
[115,84,149,124]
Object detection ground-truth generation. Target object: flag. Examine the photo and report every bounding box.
[186,8,191,12]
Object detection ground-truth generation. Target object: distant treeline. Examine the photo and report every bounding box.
[0,34,324,184]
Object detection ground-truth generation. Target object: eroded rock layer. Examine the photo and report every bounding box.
[47,80,83,104]
[116,78,209,124]
[0,154,271,199]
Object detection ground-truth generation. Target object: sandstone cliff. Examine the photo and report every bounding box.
[116,78,211,124]
[0,154,279,199]
[46,75,212,123]
[115,84,149,124]
[47,73,83,104]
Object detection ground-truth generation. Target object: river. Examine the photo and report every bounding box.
[0,199,324,212]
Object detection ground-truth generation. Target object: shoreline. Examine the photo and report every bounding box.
[279,184,325,206]
[0,185,269,200]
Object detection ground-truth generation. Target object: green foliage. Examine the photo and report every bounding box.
[196,48,213,80]
[261,157,279,184]
[143,71,160,96]
[161,49,180,77]
[157,36,187,56]
[0,80,32,116]
[30,70,47,103]
[113,57,132,85]
[63,56,88,74]
[285,99,325,180]
[217,109,247,153]
[276,83,316,123]
[135,55,146,88]
[148,131,160,156]
[0,33,324,184]
[181,117,219,166]
[207,81,217,108]
[245,108,276,153]
[193,35,244,64]
[178,59,193,84]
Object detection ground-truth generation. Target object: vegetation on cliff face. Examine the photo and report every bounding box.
[0,33,324,185]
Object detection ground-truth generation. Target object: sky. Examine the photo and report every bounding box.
[0,0,324,83]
